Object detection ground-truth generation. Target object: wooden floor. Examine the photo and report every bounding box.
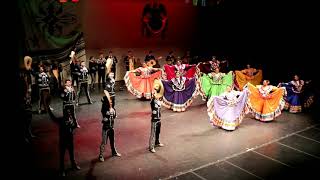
[24,88,320,180]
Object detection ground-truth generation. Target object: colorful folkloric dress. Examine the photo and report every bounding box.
[197,71,233,100]
[207,89,249,131]
[124,67,162,99]
[246,83,286,122]
[235,68,263,90]
[162,76,198,112]
[279,80,313,113]
[163,64,196,80]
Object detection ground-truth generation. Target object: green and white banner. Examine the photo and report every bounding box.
[19,0,85,63]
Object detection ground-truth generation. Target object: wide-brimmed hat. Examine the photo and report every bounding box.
[24,56,32,70]
[153,78,164,99]
[69,51,75,58]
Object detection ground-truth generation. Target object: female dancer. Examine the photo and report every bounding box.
[234,64,263,90]
[246,80,286,122]
[163,59,196,80]
[197,67,233,101]
[124,62,162,99]
[207,85,249,131]
[162,71,198,112]
[279,74,312,113]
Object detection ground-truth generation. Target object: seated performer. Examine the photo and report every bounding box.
[149,79,165,153]
[279,74,312,113]
[246,80,286,122]
[162,70,198,112]
[99,90,121,162]
[163,59,196,80]
[198,67,233,101]
[234,64,263,90]
[124,62,162,99]
[207,85,249,131]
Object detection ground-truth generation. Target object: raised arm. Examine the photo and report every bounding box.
[152,67,162,72]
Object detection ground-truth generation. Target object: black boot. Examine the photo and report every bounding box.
[71,162,81,170]
[112,150,121,157]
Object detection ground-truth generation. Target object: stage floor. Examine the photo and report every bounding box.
[27,89,320,180]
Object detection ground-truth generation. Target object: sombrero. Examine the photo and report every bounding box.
[69,51,75,58]
[153,78,164,99]
[24,56,32,70]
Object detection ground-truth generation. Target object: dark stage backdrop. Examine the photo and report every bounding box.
[82,0,316,82]
[82,0,198,49]
[18,0,316,82]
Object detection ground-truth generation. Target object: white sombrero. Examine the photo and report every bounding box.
[69,51,75,58]
[24,56,32,70]
[153,78,164,99]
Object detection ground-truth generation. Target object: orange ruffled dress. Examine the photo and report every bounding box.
[235,68,263,90]
[246,83,286,122]
[124,67,162,99]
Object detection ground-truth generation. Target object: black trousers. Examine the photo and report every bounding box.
[38,88,51,112]
[63,104,78,126]
[59,132,76,172]
[111,96,115,108]
[71,75,79,87]
[149,120,161,149]
[90,71,97,89]
[98,70,106,88]
[111,96,116,116]
[76,82,91,104]
[99,128,118,156]
[111,67,116,77]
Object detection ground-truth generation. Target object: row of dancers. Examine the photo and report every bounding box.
[124,56,316,132]
[43,73,164,177]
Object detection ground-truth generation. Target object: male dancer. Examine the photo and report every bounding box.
[37,65,52,114]
[99,90,121,162]
[69,51,80,89]
[106,50,118,77]
[124,50,135,71]
[89,56,98,90]
[76,61,92,105]
[97,53,107,89]
[149,79,165,153]
[48,99,80,177]
[62,79,80,128]
[104,72,116,109]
